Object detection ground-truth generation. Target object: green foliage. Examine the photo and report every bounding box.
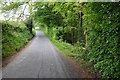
[34,2,120,78]
[82,2,120,78]
[34,2,84,44]
[1,2,24,11]
[1,20,33,58]
[49,36,81,57]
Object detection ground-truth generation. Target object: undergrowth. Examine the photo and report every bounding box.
[1,20,33,58]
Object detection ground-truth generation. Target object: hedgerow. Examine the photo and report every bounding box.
[82,2,120,78]
[1,21,33,58]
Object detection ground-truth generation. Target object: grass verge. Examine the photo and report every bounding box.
[48,36,101,78]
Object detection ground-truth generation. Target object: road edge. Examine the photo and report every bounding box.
[2,36,36,68]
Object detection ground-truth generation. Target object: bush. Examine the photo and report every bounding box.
[82,2,120,78]
[1,21,33,58]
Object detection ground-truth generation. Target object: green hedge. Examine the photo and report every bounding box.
[1,21,33,58]
[82,2,120,78]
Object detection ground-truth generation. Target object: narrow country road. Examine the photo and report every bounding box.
[2,31,81,78]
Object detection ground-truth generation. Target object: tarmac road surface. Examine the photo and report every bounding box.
[2,31,81,78]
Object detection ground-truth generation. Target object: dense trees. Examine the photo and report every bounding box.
[34,2,85,44]
[34,2,120,78]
